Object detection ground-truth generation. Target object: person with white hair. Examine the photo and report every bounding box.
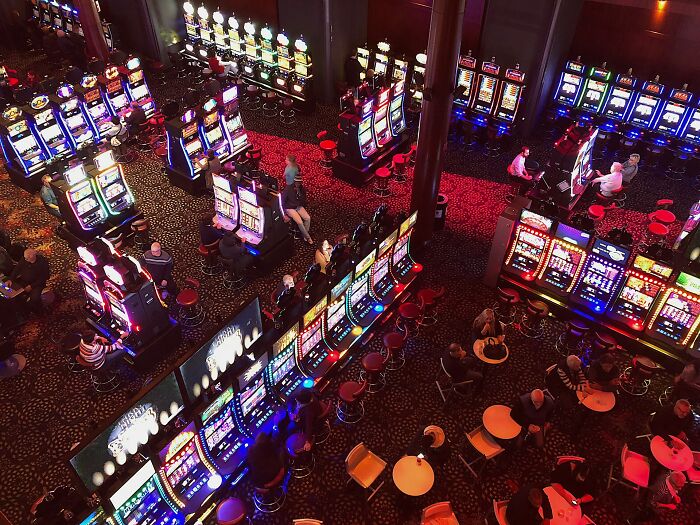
[545,354,592,408]
[650,399,692,441]
[511,389,555,448]
[6,248,50,313]
[629,470,686,522]
[592,161,624,197]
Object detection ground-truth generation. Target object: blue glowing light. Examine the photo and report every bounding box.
[373,304,384,313]
[302,378,315,389]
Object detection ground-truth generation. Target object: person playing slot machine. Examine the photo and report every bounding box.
[315,239,332,274]
[6,248,50,314]
[587,353,620,392]
[219,231,254,269]
[142,242,178,298]
[508,147,539,181]
[290,389,326,451]
[275,274,296,300]
[39,175,62,219]
[282,175,313,245]
[125,101,146,134]
[591,162,623,198]
[246,432,285,487]
[204,149,221,191]
[78,329,127,370]
[198,213,225,246]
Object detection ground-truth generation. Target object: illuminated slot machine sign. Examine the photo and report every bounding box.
[654,87,692,138]
[372,229,399,303]
[357,46,370,76]
[577,66,611,114]
[493,67,526,123]
[454,54,477,107]
[568,127,598,197]
[158,422,218,512]
[324,272,357,349]
[275,32,294,87]
[570,239,630,313]
[392,210,420,282]
[228,16,243,57]
[80,75,110,132]
[77,245,108,318]
[103,66,129,116]
[242,21,260,77]
[211,11,228,52]
[503,209,554,281]
[197,6,213,45]
[102,262,138,334]
[348,251,379,326]
[536,222,590,296]
[553,59,585,107]
[358,99,378,159]
[373,88,392,146]
[64,164,108,229]
[31,95,72,157]
[389,80,406,136]
[72,8,83,37]
[57,83,94,147]
[236,186,264,245]
[601,73,637,123]
[50,1,63,29]
[213,174,239,231]
[221,86,249,155]
[199,387,243,475]
[373,41,390,77]
[392,57,408,83]
[183,1,200,42]
[266,322,303,400]
[299,297,337,377]
[627,80,665,129]
[646,272,700,350]
[472,60,501,115]
[94,149,135,214]
[232,352,274,437]
[608,254,673,331]
[109,460,183,525]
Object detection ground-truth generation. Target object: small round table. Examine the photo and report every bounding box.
[473,339,509,365]
[576,390,616,412]
[482,404,521,440]
[542,486,582,524]
[650,435,694,471]
[392,455,435,496]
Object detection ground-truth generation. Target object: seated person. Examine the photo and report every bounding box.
[510,389,555,448]
[246,432,285,487]
[78,330,126,369]
[587,352,620,391]
[508,146,539,181]
[0,228,10,251]
[407,424,449,464]
[650,399,692,441]
[104,116,128,154]
[281,176,313,245]
[545,354,591,408]
[591,162,623,197]
[275,274,296,300]
[206,53,226,77]
[141,242,178,297]
[125,101,146,133]
[630,470,686,523]
[39,175,61,218]
[315,239,332,273]
[621,153,640,184]
[505,485,552,525]
[550,459,594,504]
[673,358,700,403]
[198,213,224,246]
[290,389,326,450]
[441,343,483,394]
[471,308,504,344]
[7,248,50,313]
[219,232,254,271]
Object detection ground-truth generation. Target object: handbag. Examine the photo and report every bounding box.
[482,337,506,360]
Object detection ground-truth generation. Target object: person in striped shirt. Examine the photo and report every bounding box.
[79,330,126,370]
[545,355,592,408]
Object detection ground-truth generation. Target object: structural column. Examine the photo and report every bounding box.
[410,0,466,249]
[75,0,109,61]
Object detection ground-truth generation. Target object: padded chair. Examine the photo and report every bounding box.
[382,331,407,371]
[492,499,509,525]
[555,319,589,356]
[245,146,263,171]
[198,240,222,275]
[219,256,246,290]
[620,356,659,396]
[337,380,368,424]
[374,166,392,197]
[392,154,408,183]
[76,355,120,394]
[460,426,504,478]
[245,84,261,111]
[286,432,315,478]
[396,301,423,337]
[280,98,296,125]
[607,443,650,496]
[518,299,549,338]
[253,467,286,513]
[416,286,445,326]
[435,358,474,405]
[494,286,521,326]
[130,218,151,251]
[60,332,85,373]
[420,501,459,525]
[345,443,387,501]
[359,350,390,393]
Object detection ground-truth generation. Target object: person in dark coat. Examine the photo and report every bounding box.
[510,389,555,448]
[198,214,224,246]
[246,432,284,487]
[7,248,49,313]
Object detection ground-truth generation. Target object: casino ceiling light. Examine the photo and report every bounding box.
[183,1,194,15]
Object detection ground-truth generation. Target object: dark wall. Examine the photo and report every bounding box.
[570,0,700,89]
[216,0,279,26]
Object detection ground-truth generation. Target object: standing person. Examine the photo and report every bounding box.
[7,248,50,313]
[621,153,640,184]
[78,330,126,369]
[203,149,221,191]
[592,162,623,197]
[441,343,483,394]
[505,485,553,525]
[315,239,332,273]
[510,389,555,448]
[344,51,363,94]
[283,154,301,186]
[282,175,313,245]
[290,389,323,450]
[219,232,254,274]
[39,175,61,218]
[142,242,178,298]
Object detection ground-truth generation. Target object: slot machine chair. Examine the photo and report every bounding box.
[245,85,261,111]
[130,218,151,250]
[215,497,250,525]
[620,356,660,396]
[518,299,549,339]
[639,222,670,253]
[374,166,392,197]
[253,467,286,513]
[392,154,408,183]
[219,255,247,290]
[396,301,422,338]
[262,91,279,118]
[280,98,296,125]
[587,205,606,236]
[416,286,445,326]
[176,277,205,328]
[244,146,263,171]
[59,332,85,373]
[76,353,120,394]
[555,320,589,357]
[494,287,521,326]
[666,148,691,181]
[317,130,337,168]
[337,379,368,423]
[359,349,390,393]
[264,288,296,329]
[382,331,407,371]
[286,432,315,478]
[0,336,26,379]
[198,239,222,275]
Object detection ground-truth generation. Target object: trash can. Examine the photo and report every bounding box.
[434,193,449,230]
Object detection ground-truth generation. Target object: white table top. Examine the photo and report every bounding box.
[392,455,435,496]
[482,404,521,440]
[576,390,616,412]
[650,435,694,471]
[541,486,583,525]
[473,339,509,365]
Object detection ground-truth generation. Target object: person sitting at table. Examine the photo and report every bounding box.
[505,485,553,525]
[545,355,592,409]
[442,343,483,395]
[550,459,595,505]
[246,432,285,487]
[289,388,324,451]
[650,399,692,442]
[587,352,620,392]
[672,358,700,403]
[407,423,449,464]
[6,248,50,314]
[510,389,555,449]
[471,308,504,345]
[629,470,686,523]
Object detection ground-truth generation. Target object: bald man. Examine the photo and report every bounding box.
[7,248,50,313]
[511,389,555,448]
[142,242,177,297]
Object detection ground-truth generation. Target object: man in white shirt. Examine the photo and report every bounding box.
[508,146,533,180]
[592,162,623,197]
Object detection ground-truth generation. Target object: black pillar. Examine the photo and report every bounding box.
[410,0,465,249]
[75,0,109,60]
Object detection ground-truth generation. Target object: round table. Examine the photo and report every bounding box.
[542,486,582,524]
[472,339,509,364]
[650,435,694,471]
[482,404,521,440]
[576,390,616,412]
[392,455,435,496]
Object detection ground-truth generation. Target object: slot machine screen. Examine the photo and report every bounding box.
[300,323,323,358]
[65,165,88,185]
[201,386,234,426]
[656,101,687,135]
[326,298,346,330]
[240,378,266,417]
[355,251,376,278]
[129,70,144,83]
[131,85,149,101]
[182,122,198,138]
[200,388,238,465]
[350,275,369,306]
[652,290,700,342]
[186,139,203,155]
[107,80,122,93]
[111,94,128,111]
[393,236,409,265]
[76,198,99,216]
[85,88,101,103]
[554,222,590,247]
[204,113,219,127]
[331,272,352,302]
[359,118,373,145]
[62,98,79,112]
[612,275,663,326]
[474,75,497,113]
[374,256,389,283]
[681,109,700,144]
[67,114,85,129]
[273,323,299,357]
[272,349,297,383]
[94,150,116,171]
[42,125,63,143]
[14,135,38,154]
[378,229,398,257]
[375,114,388,133]
[34,110,52,126]
[109,459,156,511]
[591,238,630,265]
[556,72,582,106]
[457,69,474,94]
[574,239,630,310]
[633,255,673,280]
[519,210,553,232]
[399,210,418,236]
[8,120,28,136]
[603,87,633,120]
[629,94,659,128]
[579,80,607,112]
[207,127,223,144]
[77,506,109,525]
[303,297,327,328]
[499,83,519,112]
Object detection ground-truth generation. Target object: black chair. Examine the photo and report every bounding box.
[219,255,246,290]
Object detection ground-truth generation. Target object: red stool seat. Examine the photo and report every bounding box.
[498,287,521,304]
[362,352,385,372]
[285,432,308,456]
[198,244,216,256]
[656,199,673,209]
[216,497,247,525]
[7,77,19,88]
[527,299,548,315]
[393,153,406,165]
[649,209,676,225]
[376,167,391,179]
[648,222,669,236]
[383,332,405,350]
[417,288,439,307]
[587,205,605,220]
[320,140,336,152]
[338,381,365,403]
[176,289,199,307]
[149,116,165,126]
[399,302,422,320]
[155,146,167,158]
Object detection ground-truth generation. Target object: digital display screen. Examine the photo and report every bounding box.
[271,347,297,383]
[506,227,548,276]
[326,298,346,330]
[474,74,497,113]
[676,272,700,295]
[109,460,156,510]
[240,377,266,417]
[378,229,398,257]
[204,112,219,127]
[652,291,700,341]
[300,323,322,358]
[538,240,585,292]
[131,84,149,101]
[185,139,202,155]
[656,101,687,136]
[373,256,389,284]
[591,239,630,265]
[64,164,87,185]
[681,109,700,144]
[555,72,582,106]
[355,251,376,277]
[612,275,663,325]
[303,297,327,328]
[393,236,408,266]
[273,323,298,357]
[495,83,520,121]
[399,210,418,236]
[632,255,673,280]
[331,272,352,302]
[579,79,608,112]
[519,209,553,232]
[555,223,590,247]
[629,94,659,128]
[602,87,633,120]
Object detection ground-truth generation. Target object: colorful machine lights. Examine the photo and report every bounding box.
[183,2,194,15]
[350,326,363,337]
[302,378,315,389]
[413,263,424,272]
[373,304,385,313]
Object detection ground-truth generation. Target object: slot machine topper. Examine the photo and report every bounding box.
[410,52,427,107]
[124,56,156,118]
[274,32,295,92]
[472,58,501,117]
[373,41,391,79]
[570,239,631,313]
[182,2,200,47]
[600,70,637,126]
[654,85,692,139]
[536,222,590,296]
[627,77,665,130]
[646,271,700,354]
[195,5,214,60]
[101,65,130,117]
[454,53,477,108]
[577,64,611,114]
[493,65,526,124]
[228,15,244,59]
[552,58,586,110]
[212,11,229,55]
[503,209,554,281]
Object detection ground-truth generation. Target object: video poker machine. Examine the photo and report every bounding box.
[274,32,294,93]
[291,37,313,107]
[373,41,391,80]
[337,98,377,168]
[535,222,590,296]
[92,149,137,222]
[570,238,630,314]
[241,21,261,80]
[199,386,245,475]
[600,71,637,130]
[492,66,526,126]
[199,97,233,162]
[503,209,554,282]
[232,352,277,437]
[212,173,238,231]
[373,229,399,304]
[392,210,421,285]
[392,56,408,84]
[372,88,392,147]
[100,65,131,117]
[75,74,112,139]
[265,322,304,401]
[653,85,692,142]
[227,16,245,66]
[220,85,250,157]
[299,296,339,379]
[626,78,665,133]
[195,5,215,61]
[182,2,200,55]
[389,80,407,137]
[471,59,501,121]
[454,54,477,109]
[357,45,371,78]
[348,251,382,327]
[607,254,673,332]
[324,272,360,352]
[123,56,156,118]
[258,26,278,86]
[552,58,586,115]
[52,163,109,239]
[410,52,427,109]
[680,99,700,148]
[165,108,207,193]
[55,83,96,151]
[76,239,118,327]
[576,65,611,116]
[0,105,49,190]
[24,94,74,160]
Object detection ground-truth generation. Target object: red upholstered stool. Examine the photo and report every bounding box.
[216,497,250,525]
[382,332,407,371]
[176,278,205,327]
[198,240,222,275]
[587,204,606,236]
[495,286,521,325]
[286,432,315,478]
[359,351,389,392]
[640,221,670,253]
[374,166,392,197]
[396,302,422,337]
[7,77,19,88]
[313,400,333,444]
[262,91,279,118]
[130,218,151,250]
[556,319,589,356]
[417,286,445,326]
[253,467,286,513]
[648,209,676,226]
[245,146,263,171]
[518,299,549,338]
[620,355,659,396]
[392,154,408,183]
[61,332,85,373]
[655,199,674,210]
[336,380,368,424]
[316,131,336,168]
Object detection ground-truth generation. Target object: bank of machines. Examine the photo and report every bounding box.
[0,105,50,190]
[123,56,156,118]
[55,83,97,151]
[75,74,113,139]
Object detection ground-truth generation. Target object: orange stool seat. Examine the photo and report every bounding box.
[176,289,199,307]
[339,381,365,403]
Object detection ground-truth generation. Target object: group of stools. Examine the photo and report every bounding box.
[374,146,416,198]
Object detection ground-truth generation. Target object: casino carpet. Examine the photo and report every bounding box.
[0,48,698,524]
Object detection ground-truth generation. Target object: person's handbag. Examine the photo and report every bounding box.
[482,337,506,361]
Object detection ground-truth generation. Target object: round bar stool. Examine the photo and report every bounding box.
[280,98,296,125]
[518,299,549,338]
[494,287,521,325]
[336,380,368,424]
[61,332,85,373]
[620,355,659,396]
[373,166,392,197]
[382,332,407,371]
[658,385,674,406]
[176,278,205,328]
[639,222,670,253]
[319,140,336,168]
[262,91,279,118]
[313,401,333,445]
[587,331,617,362]
[245,84,261,111]
[359,351,388,393]
[587,205,605,236]
[286,432,315,478]
[77,355,120,394]
[555,319,589,356]
[396,302,422,337]
[198,241,222,275]
[416,287,445,326]
[216,497,251,525]
[253,468,286,513]
[130,218,151,251]
[245,146,263,171]
[610,186,627,208]
[648,208,676,226]
[392,154,408,183]
[666,148,690,181]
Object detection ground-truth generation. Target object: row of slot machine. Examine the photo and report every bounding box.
[165,85,250,194]
[180,2,313,110]
[498,207,700,359]
[28,0,115,50]
[0,56,154,191]
[552,58,700,153]
[67,211,421,525]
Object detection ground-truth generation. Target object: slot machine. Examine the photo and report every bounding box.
[550,123,598,204]
[389,80,406,137]
[257,26,277,86]
[274,32,294,93]
[220,85,250,157]
[410,52,427,108]
[265,322,304,401]
[392,56,408,84]
[211,10,229,57]
[373,41,391,80]
[608,254,673,331]
[199,386,246,475]
[372,88,392,147]
[502,209,554,282]
[76,239,117,326]
[357,46,371,79]
[241,21,260,80]
[108,460,184,525]
[570,239,630,314]
[599,70,637,132]
[25,94,74,160]
[30,0,40,21]
[299,296,340,379]
[182,1,200,53]
[39,0,51,25]
[61,4,74,33]
[199,97,232,162]
[324,272,361,351]
[536,222,590,296]
[50,1,63,30]
[195,5,215,61]
[100,65,130,117]
[626,77,665,134]
[55,83,96,150]
[0,105,49,189]
[123,56,156,118]
[348,251,382,327]
[51,163,109,237]
[157,423,219,514]
[75,74,112,139]
[492,65,526,127]
[652,85,692,144]
[92,149,136,219]
[212,173,239,231]
[337,98,377,167]
[552,58,586,116]
[576,64,611,116]
[234,184,289,262]
[454,54,477,109]
[227,15,244,65]
[471,59,501,123]
[71,7,83,37]
[392,210,422,285]
[165,108,207,193]
[291,37,313,102]
[372,229,399,304]
[232,353,276,437]
[646,272,700,355]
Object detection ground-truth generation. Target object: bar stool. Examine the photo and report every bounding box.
[220,256,245,290]
[61,332,85,373]
[648,208,676,226]
[336,380,368,424]
[245,84,261,111]
[280,98,296,124]
[519,299,549,338]
[396,302,422,337]
[374,167,392,197]
[555,319,589,356]
[484,123,503,157]
[639,222,670,253]
[286,432,315,478]
[588,331,617,362]
[494,287,521,325]
[77,355,120,394]
[392,154,408,183]
[359,351,389,393]
[176,278,205,328]
[382,332,407,371]
[262,91,279,118]
[130,218,150,251]
[506,175,527,204]
[587,204,606,236]
[317,131,337,168]
[253,468,286,513]
[666,148,690,181]
[245,146,263,171]
[610,186,627,208]
[313,401,333,445]
[416,286,445,326]
[198,240,222,275]
[620,355,659,396]
[216,497,251,525]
